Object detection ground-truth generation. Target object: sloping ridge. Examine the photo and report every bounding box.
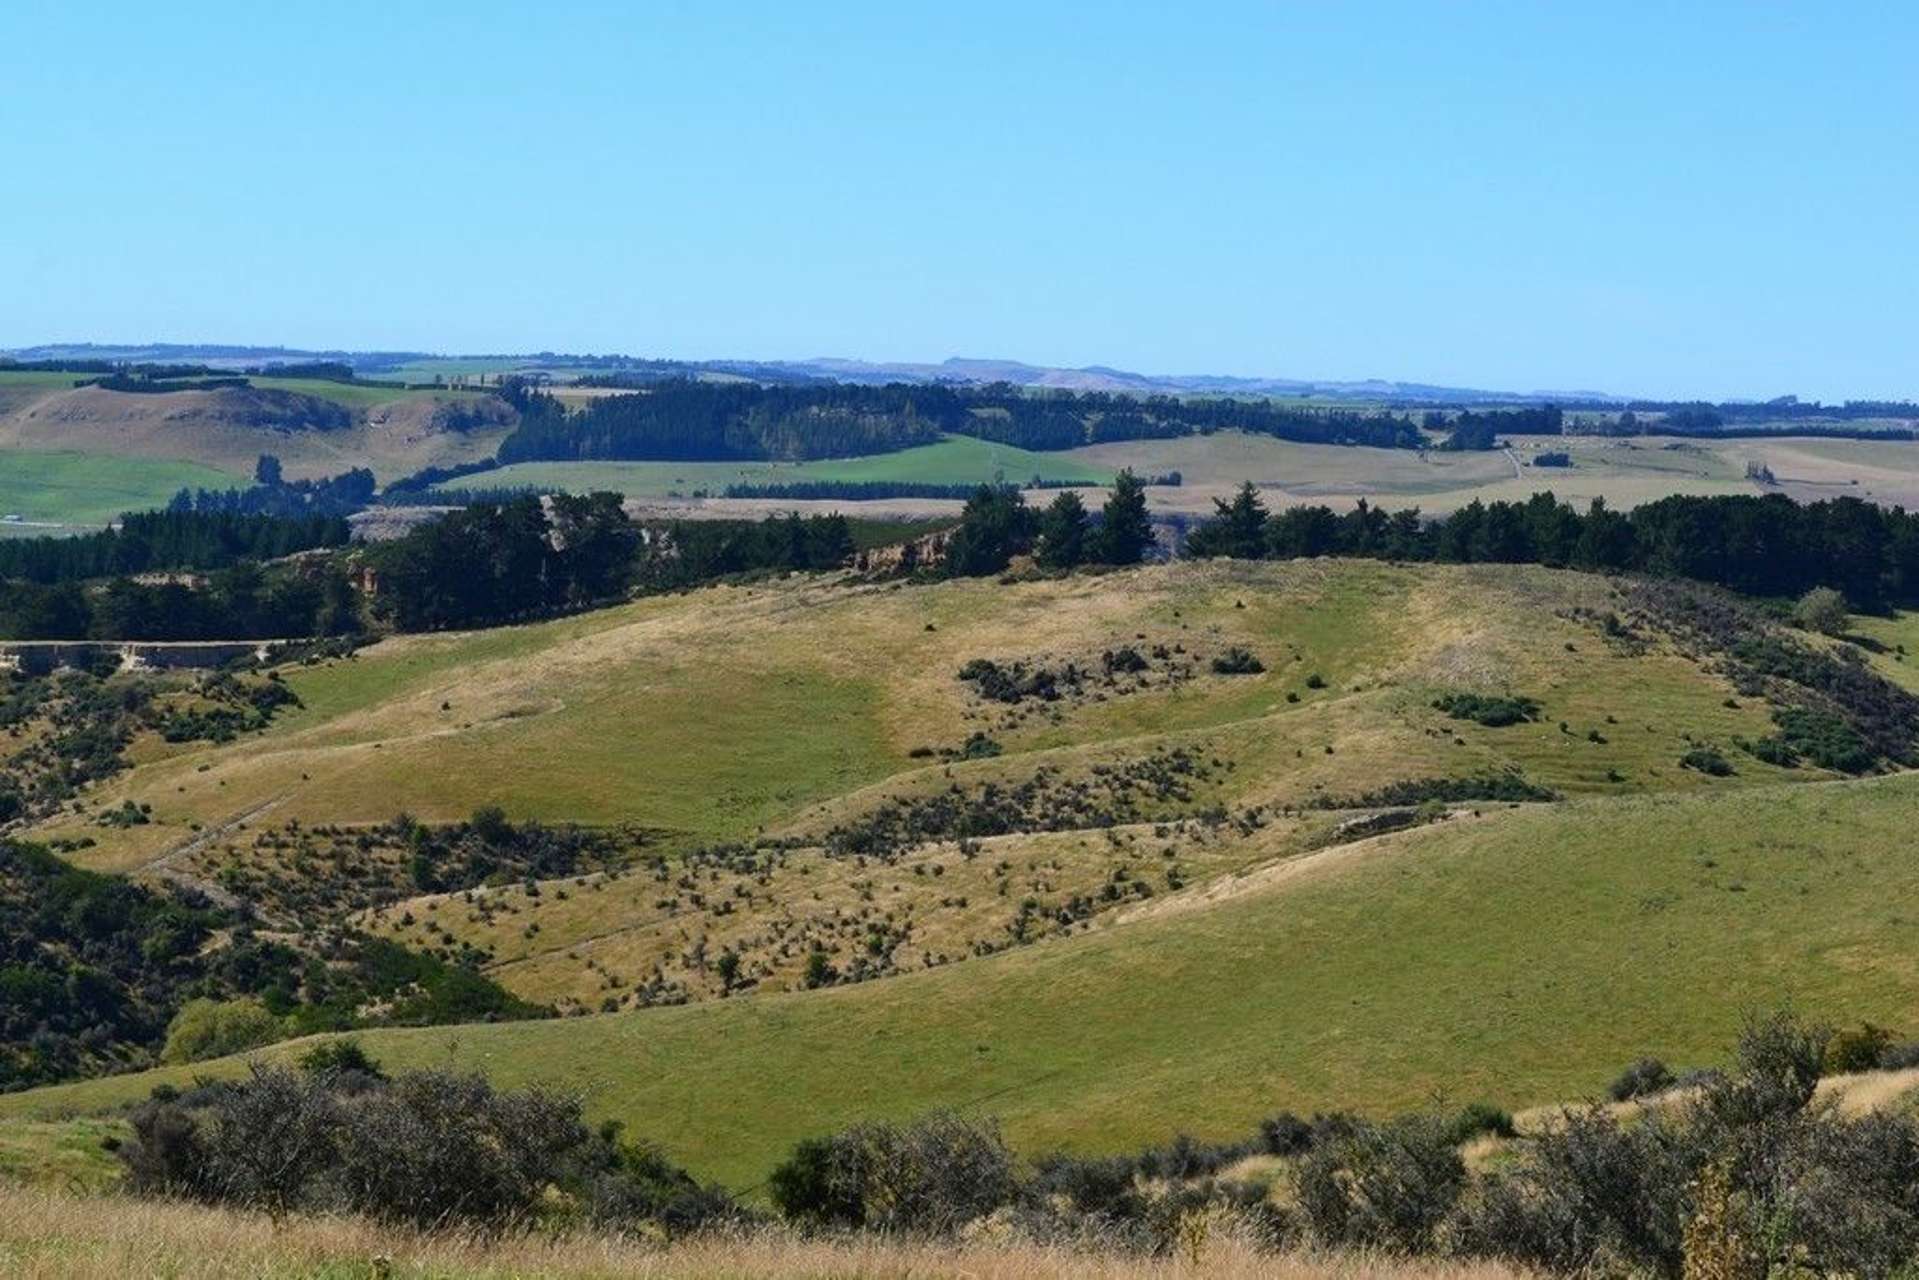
[7,770,1915,1188]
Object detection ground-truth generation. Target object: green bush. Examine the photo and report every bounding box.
[1607,1056,1675,1102]
[161,997,283,1064]
[1792,586,1849,635]
[1445,1102,1516,1145]
[1826,1023,1897,1075]
[1679,746,1735,776]
[1210,647,1265,675]
[1431,692,1542,727]
[768,1112,1016,1234]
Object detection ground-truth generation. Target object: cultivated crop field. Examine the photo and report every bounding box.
[441,434,1116,499]
[1069,430,1919,516]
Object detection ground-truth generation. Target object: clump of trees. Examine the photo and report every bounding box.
[941,472,1155,577]
[0,509,350,586]
[496,378,1430,465]
[368,493,638,631]
[1183,484,1919,613]
[167,455,375,519]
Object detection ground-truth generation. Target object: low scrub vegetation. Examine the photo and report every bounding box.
[0,838,541,1092]
[1430,692,1540,727]
[1311,774,1559,809]
[91,1013,1919,1276]
[118,1060,739,1234]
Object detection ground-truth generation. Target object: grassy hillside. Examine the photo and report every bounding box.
[442,434,1115,498]
[9,773,1916,1190]
[12,558,1911,1188]
[37,560,1797,878]
[0,381,507,506]
[0,449,243,528]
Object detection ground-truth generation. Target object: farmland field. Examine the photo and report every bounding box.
[441,434,1116,498]
[1067,430,1919,515]
[0,449,243,528]
[244,376,490,411]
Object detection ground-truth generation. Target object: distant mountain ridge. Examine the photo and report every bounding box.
[3,342,1618,404]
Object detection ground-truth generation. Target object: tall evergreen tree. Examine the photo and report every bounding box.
[946,486,1032,577]
[1036,490,1089,569]
[1097,470,1154,565]
[1188,482,1267,558]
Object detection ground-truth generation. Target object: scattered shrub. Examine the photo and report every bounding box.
[118,1062,736,1234]
[1792,586,1850,636]
[768,1111,1016,1235]
[1826,1023,1898,1075]
[1432,692,1541,727]
[1210,647,1265,675]
[1296,1113,1466,1252]
[1679,746,1734,776]
[1608,1056,1675,1102]
[161,997,283,1064]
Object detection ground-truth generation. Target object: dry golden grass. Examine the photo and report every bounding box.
[0,1183,1531,1280]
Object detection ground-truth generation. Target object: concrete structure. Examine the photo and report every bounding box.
[0,641,278,676]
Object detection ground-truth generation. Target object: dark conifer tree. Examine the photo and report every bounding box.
[1036,490,1089,569]
[1097,470,1154,565]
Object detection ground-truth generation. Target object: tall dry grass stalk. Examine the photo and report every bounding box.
[0,1182,1535,1280]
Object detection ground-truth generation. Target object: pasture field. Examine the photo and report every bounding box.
[10,559,1901,1187]
[0,384,510,485]
[362,357,530,384]
[244,376,489,411]
[9,772,1917,1189]
[0,449,243,527]
[1065,429,1919,516]
[439,435,1115,498]
[33,560,1798,877]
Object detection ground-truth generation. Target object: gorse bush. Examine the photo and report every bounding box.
[1679,746,1735,776]
[1431,692,1542,727]
[1827,1023,1897,1075]
[1210,647,1265,675]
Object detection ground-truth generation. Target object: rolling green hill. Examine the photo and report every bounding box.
[8,772,1916,1190]
[9,559,1915,1188]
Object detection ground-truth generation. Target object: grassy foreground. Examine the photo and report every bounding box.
[0,1185,1525,1280]
[11,773,1916,1188]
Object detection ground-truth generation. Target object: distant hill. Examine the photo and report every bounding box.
[3,342,1615,403]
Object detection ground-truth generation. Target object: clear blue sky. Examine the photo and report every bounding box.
[3,2,1913,400]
